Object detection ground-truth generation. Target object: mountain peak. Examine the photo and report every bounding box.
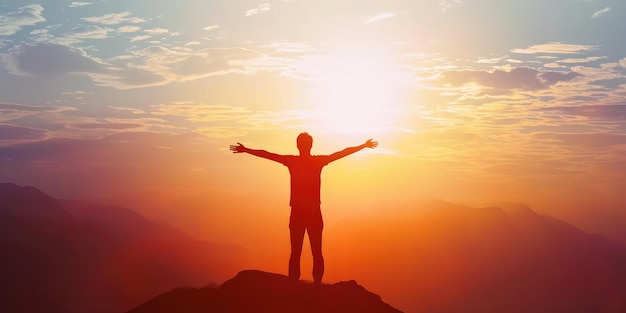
[495,201,539,218]
[127,270,402,313]
[0,182,66,217]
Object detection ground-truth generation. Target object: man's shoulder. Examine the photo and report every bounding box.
[278,154,298,163]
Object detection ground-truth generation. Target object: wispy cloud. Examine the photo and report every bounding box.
[130,35,151,42]
[0,103,75,123]
[438,67,581,95]
[118,25,141,33]
[1,43,166,89]
[78,46,262,89]
[557,56,607,64]
[262,42,315,54]
[511,42,598,54]
[145,28,169,35]
[65,25,112,40]
[364,12,395,24]
[203,25,220,31]
[538,104,626,121]
[245,3,271,17]
[0,124,48,143]
[69,2,93,8]
[440,0,463,12]
[69,122,143,130]
[82,12,146,25]
[591,7,610,19]
[152,102,251,123]
[0,4,46,36]
[2,43,106,76]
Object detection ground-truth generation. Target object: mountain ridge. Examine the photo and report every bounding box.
[0,183,246,313]
[3,183,626,312]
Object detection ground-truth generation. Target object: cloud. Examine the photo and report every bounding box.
[129,46,261,81]
[262,42,315,54]
[534,132,626,149]
[65,25,112,40]
[591,7,610,18]
[2,43,106,76]
[145,28,169,35]
[203,25,220,31]
[152,102,251,123]
[476,57,504,64]
[118,25,141,33]
[0,4,46,36]
[2,42,264,89]
[512,42,598,54]
[440,0,463,12]
[0,124,48,141]
[538,104,626,121]
[0,103,75,123]
[245,3,271,16]
[439,67,581,94]
[130,35,152,42]
[364,12,395,24]
[87,66,167,89]
[619,58,626,68]
[69,2,93,8]
[151,101,309,135]
[0,103,72,113]
[0,43,166,89]
[195,127,247,138]
[557,56,607,64]
[70,123,143,130]
[82,12,146,25]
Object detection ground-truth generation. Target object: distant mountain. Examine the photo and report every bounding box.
[0,182,67,218]
[0,183,246,313]
[4,182,626,313]
[126,270,402,313]
[332,199,626,313]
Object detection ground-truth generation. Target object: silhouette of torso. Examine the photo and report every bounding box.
[278,155,331,207]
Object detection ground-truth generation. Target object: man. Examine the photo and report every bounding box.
[230,132,377,285]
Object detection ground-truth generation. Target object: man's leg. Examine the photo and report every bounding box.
[308,220,324,285]
[289,222,306,283]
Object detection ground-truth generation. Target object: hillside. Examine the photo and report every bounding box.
[0,183,245,313]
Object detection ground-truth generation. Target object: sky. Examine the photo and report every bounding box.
[1,0,626,287]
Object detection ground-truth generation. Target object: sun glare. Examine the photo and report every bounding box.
[304,46,411,134]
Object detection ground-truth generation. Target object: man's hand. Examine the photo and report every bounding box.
[230,143,248,153]
[364,139,378,149]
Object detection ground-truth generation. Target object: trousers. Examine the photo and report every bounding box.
[288,204,324,284]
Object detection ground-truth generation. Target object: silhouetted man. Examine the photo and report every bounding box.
[230,133,377,285]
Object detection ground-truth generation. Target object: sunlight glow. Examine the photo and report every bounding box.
[304,46,412,134]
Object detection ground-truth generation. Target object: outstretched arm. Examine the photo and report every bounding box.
[327,139,378,163]
[230,143,284,163]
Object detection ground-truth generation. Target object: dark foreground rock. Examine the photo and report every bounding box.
[127,270,402,313]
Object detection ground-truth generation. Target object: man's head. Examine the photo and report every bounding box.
[297,132,313,154]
